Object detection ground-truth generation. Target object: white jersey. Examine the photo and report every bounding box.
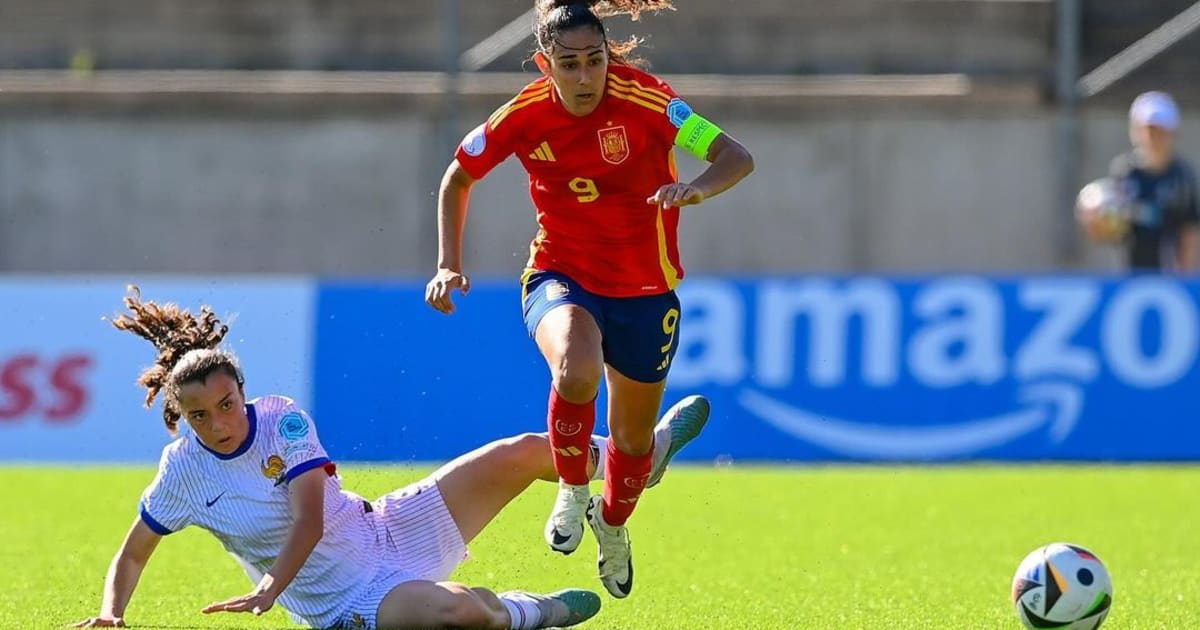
[139,395,381,628]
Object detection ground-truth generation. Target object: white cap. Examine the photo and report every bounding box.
[1130,91,1180,130]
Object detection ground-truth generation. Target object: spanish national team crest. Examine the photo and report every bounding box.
[597,125,630,165]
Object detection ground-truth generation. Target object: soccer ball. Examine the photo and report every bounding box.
[1075,178,1132,244]
[1012,543,1113,630]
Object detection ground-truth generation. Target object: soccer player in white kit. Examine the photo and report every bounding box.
[71,288,709,630]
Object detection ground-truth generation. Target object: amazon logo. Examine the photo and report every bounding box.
[668,277,1199,460]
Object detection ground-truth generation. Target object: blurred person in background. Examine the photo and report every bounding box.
[425,0,752,599]
[1108,91,1200,271]
[73,288,707,630]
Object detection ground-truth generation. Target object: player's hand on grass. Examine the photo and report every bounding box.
[426,268,471,314]
[647,183,704,209]
[70,617,125,627]
[201,589,276,616]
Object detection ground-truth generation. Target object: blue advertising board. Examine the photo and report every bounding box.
[314,276,1200,463]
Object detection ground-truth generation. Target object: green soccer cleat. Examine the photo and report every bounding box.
[647,395,710,489]
[499,588,603,628]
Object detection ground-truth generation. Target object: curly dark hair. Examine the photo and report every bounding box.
[534,0,674,68]
[110,286,243,435]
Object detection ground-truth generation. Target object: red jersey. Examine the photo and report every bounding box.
[455,65,695,298]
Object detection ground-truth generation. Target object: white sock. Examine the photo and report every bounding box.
[589,436,607,481]
[499,593,543,630]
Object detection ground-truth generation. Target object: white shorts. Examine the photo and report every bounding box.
[335,477,469,629]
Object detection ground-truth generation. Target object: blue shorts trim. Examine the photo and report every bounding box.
[521,270,681,383]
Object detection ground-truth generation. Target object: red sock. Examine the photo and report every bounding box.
[601,440,652,526]
[547,388,596,485]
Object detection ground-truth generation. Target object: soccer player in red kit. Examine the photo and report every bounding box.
[425,0,754,598]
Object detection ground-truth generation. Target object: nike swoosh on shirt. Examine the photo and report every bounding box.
[205,491,227,507]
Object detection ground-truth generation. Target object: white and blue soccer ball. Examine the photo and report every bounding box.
[1012,543,1113,630]
[1076,177,1132,244]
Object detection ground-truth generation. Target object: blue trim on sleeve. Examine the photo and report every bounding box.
[139,502,174,536]
[284,457,331,484]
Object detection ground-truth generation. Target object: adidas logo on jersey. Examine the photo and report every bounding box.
[528,141,556,162]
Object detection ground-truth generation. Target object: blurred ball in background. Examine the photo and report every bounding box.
[1075,177,1132,244]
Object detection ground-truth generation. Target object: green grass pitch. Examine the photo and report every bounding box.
[4,465,1198,629]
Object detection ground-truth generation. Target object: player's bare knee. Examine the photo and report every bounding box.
[610,423,654,456]
[491,433,546,470]
[551,361,601,402]
[509,432,548,459]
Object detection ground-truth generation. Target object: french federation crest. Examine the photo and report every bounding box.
[597,126,630,165]
[261,454,286,485]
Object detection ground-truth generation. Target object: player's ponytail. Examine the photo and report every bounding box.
[533,0,673,68]
[538,0,672,17]
[111,286,241,435]
[545,0,603,8]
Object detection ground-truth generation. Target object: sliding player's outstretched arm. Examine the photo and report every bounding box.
[72,518,163,628]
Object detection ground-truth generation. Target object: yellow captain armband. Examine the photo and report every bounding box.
[666,97,724,161]
[674,113,724,161]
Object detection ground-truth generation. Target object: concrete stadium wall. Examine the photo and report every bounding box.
[0,104,1175,275]
[0,0,1051,76]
